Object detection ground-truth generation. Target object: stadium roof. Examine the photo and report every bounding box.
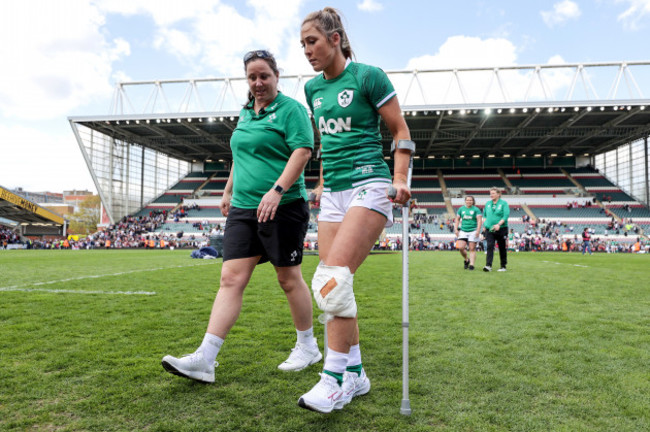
[69,61,650,163]
[70,101,650,163]
[0,186,65,226]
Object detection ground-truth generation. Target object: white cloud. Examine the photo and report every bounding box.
[0,1,128,121]
[400,36,573,105]
[358,0,384,12]
[541,0,581,28]
[96,0,218,27]
[0,0,308,118]
[0,0,311,193]
[0,122,94,192]
[407,35,518,70]
[616,0,650,30]
[104,0,307,77]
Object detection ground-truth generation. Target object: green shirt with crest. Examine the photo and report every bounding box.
[457,205,482,231]
[229,92,314,209]
[304,61,396,192]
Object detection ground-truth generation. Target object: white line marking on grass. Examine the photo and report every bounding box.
[0,261,219,295]
[541,260,589,268]
[0,287,157,295]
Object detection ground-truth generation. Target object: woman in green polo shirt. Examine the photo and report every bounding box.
[483,186,510,272]
[162,50,321,383]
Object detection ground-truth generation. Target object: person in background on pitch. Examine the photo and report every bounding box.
[161,50,321,383]
[483,187,510,272]
[298,7,413,413]
[582,227,593,255]
[454,195,483,270]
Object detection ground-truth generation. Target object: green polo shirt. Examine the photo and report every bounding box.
[483,198,510,229]
[230,92,314,209]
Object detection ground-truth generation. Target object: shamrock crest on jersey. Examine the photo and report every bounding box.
[338,89,354,108]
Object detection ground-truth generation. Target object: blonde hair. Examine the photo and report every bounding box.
[302,7,354,60]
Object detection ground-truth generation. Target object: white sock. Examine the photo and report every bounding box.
[199,333,224,365]
[347,344,362,366]
[297,327,316,347]
[323,348,348,374]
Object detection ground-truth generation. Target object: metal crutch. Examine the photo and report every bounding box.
[308,187,330,359]
[388,139,416,416]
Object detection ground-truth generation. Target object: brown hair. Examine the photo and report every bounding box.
[302,7,354,60]
[465,195,476,206]
[243,50,279,104]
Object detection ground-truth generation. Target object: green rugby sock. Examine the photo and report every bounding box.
[346,364,363,376]
[323,370,344,385]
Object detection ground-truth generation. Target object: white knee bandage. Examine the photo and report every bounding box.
[311,263,357,318]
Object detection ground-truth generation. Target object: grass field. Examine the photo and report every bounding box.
[0,249,648,431]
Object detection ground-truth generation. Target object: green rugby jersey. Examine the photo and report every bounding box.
[304,61,396,191]
[230,92,314,209]
[457,205,482,231]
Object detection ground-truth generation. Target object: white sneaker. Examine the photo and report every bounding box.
[340,369,371,405]
[161,350,216,383]
[298,373,345,413]
[498,267,507,272]
[483,266,492,272]
[278,341,322,371]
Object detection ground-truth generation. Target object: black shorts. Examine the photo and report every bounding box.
[222,199,309,267]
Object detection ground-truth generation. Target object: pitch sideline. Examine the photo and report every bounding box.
[0,261,219,295]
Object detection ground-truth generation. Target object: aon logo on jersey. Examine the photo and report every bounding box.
[319,117,351,135]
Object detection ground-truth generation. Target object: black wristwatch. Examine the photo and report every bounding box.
[273,184,285,195]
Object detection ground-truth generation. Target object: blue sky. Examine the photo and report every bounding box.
[1,0,649,193]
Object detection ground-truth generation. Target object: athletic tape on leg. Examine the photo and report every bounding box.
[311,263,357,318]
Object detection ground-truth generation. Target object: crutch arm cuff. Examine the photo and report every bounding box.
[390,139,416,154]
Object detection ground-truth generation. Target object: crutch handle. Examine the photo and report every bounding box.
[387,186,397,199]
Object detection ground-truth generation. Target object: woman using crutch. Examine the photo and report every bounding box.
[298,7,413,413]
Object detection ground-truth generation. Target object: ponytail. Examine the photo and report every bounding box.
[302,7,354,60]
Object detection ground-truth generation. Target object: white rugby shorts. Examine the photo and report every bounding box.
[457,229,480,243]
[319,181,394,228]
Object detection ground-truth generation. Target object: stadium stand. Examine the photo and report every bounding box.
[100,161,648,253]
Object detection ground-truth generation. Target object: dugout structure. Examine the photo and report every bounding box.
[69,61,650,224]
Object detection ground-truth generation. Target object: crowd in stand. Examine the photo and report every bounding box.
[567,200,594,210]
[1,226,21,249]
[3,203,648,253]
[413,210,442,225]
[19,211,209,250]
[509,233,647,253]
[171,202,202,222]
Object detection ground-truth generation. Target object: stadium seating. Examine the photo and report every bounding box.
[124,166,648,245]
